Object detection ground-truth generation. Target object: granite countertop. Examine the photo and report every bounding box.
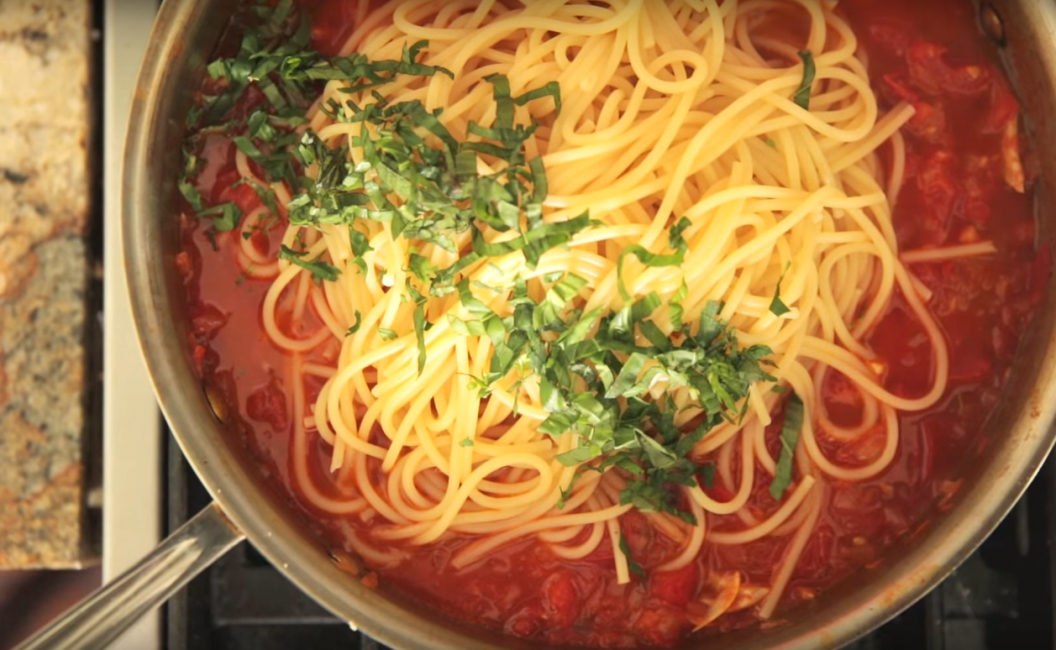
[0,0,94,568]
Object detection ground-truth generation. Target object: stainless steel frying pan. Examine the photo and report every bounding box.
[15,1,1056,648]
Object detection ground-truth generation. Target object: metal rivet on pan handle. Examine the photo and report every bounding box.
[980,3,1007,47]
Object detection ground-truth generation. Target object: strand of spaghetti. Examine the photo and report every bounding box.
[319,336,437,443]
[759,484,825,619]
[308,282,347,340]
[658,487,707,571]
[452,502,634,569]
[390,449,441,511]
[693,424,755,515]
[289,354,365,515]
[888,129,907,208]
[812,373,883,441]
[901,241,998,264]
[830,102,915,173]
[644,511,690,545]
[539,523,586,544]
[817,242,894,361]
[751,416,777,475]
[607,516,631,585]
[801,404,899,481]
[312,380,387,456]
[450,469,605,536]
[236,206,281,276]
[706,475,816,545]
[262,263,332,352]
[344,528,408,568]
[771,482,818,537]
[549,521,607,560]
[394,444,550,513]
[799,332,945,411]
[381,453,556,543]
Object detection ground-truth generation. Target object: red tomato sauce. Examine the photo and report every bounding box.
[176,0,1048,646]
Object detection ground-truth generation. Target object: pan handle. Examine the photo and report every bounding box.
[13,501,245,650]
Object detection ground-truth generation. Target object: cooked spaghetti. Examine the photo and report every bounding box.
[177,0,1042,644]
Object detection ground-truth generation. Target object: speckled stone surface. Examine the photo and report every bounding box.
[0,0,92,568]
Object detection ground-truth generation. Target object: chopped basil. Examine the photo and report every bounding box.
[769,393,804,500]
[699,463,716,489]
[179,180,205,212]
[407,284,429,374]
[232,135,265,159]
[615,244,685,301]
[668,280,688,332]
[277,244,340,282]
[770,295,791,316]
[348,226,371,273]
[533,274,587,331]
[534,296,774,522]
[249,181,282,222]
[346,310,362,336]
[198,202,242,232]
[264,0,292,28]
[618,535,645,579]
[667,216,692,250]
[794,50,815,110]
[769,264,792,316]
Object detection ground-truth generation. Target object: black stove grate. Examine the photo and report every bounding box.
[162,434,1056,650]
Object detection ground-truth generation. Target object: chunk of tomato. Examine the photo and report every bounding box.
[907,42,990,96]
[542,570,581,629]
[633,606,690,647]
[649,562,699,608]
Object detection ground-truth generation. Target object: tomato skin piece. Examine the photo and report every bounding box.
[175,251,195,284]
[983,79,1021,134]
[907,42,991,96]
[916,150,958,245]
[794,524,834,580]
[882,74,948,143]
[504,603,546,638]
[246,380,290,433]
[191,303,229,339]
[906,101,948,143]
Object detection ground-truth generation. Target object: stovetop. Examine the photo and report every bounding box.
[161,432,1056,650]
[103,2,1056,649]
